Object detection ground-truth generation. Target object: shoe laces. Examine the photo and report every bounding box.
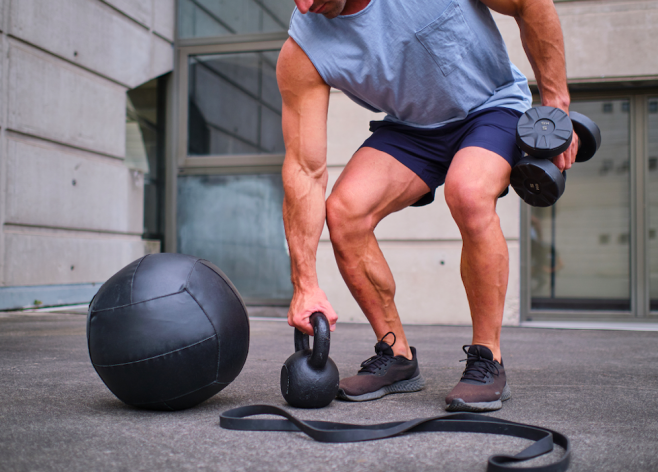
[459,345,500,383]
[358,332,397,374]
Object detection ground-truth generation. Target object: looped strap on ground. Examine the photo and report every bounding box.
[220,404,570,472]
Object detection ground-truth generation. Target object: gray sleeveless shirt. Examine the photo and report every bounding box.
[288,0,532,128]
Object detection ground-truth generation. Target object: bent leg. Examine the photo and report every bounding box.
[326,146,429,359]
[444,147,512,362]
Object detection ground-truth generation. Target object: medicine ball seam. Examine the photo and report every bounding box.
[184,259,201,290]
[184,283,222,381]
[90,290,187,314]
[196,259,251,378]
[129,255,148,305]
[134,380,230,407]
[199,260,249,316]
[92,333,217,368]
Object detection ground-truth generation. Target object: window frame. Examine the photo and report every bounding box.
[166,30,289,254]
[521,89,658,321]
[175,32,288,175]
[168,22,292,305]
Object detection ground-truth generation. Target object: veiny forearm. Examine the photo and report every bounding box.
[282,155,328,292]
[277,37,331,298]
[515,0,570,109]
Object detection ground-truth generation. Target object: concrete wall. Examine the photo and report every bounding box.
[493,0,658,83]
[0,0,174,295]
[319,91,522,326]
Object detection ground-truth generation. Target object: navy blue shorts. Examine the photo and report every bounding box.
[360,107,523,206]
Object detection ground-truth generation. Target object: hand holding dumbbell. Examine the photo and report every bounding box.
[510,106,602,207]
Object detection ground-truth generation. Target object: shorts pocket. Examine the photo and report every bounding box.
[415,1,475,77]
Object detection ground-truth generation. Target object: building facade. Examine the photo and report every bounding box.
[2,0,657,327]
[0,0,174,308]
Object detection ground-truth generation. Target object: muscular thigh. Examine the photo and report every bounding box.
[444,146,513,204]
[330,146,430,225]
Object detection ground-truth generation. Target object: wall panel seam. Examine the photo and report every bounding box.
[153,31,174,45]
[5,130,124,162]
[96,0,152,32]
[7,35,136,89]
[4,223,143,239]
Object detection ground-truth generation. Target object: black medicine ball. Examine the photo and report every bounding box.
[87,253,249,411]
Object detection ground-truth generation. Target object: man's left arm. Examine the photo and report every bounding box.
[482,0,577,171]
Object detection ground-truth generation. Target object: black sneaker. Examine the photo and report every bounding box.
[337,332,424,402]
[445,345,511,412]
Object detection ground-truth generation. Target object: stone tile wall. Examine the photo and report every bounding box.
[0,0,174,290]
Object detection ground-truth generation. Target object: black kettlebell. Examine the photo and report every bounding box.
[280,312,339,408]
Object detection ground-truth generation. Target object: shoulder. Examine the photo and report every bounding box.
[277,38,327,94]
[477,0,530,17]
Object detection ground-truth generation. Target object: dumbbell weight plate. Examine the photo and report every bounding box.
[510,157,566,207]
[570,111,602,162]
[516,106,573,159]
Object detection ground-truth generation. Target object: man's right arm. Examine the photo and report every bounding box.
[277,38,337,335]
[482,0,576,171]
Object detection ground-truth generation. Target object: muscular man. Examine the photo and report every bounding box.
[278,0,577,411]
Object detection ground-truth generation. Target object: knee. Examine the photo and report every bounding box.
[326,192,373,247]
[445,182,498,238]
[325,191,347,236]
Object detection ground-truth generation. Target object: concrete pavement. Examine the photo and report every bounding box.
[1,311,657,472]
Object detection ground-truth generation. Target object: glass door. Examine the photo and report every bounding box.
[529,99,632,312]
[176,48,292,304]
[174,15,294,304]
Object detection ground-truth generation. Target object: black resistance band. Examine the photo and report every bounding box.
[220,404,570,472]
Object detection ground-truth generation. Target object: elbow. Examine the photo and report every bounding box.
[282,154,328,184]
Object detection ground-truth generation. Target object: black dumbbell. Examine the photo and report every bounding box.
[510,106,602,207]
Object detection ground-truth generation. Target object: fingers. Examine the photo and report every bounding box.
[552,153,566,172]
[287,288,338,336]
[288,309,337,335]
[325,308,338,332]
[552,130,579,171]
[288,310,313,335]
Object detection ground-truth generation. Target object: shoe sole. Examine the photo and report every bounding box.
[445,383,512,412]
[336,375,426,402]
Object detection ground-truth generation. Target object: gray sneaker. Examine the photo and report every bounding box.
[337,332,425,402]
[445,345,511,412]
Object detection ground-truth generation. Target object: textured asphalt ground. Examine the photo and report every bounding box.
[1,311,657,472]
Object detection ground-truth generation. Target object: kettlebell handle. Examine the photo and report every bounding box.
[293,312,331,370]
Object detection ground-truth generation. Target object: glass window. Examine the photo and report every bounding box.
[127,76,168,245]
[178,0,294,39]
[177,173,292,301]
[530,99,631,310]
[188,51,284,156]
[648,97,658,310]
